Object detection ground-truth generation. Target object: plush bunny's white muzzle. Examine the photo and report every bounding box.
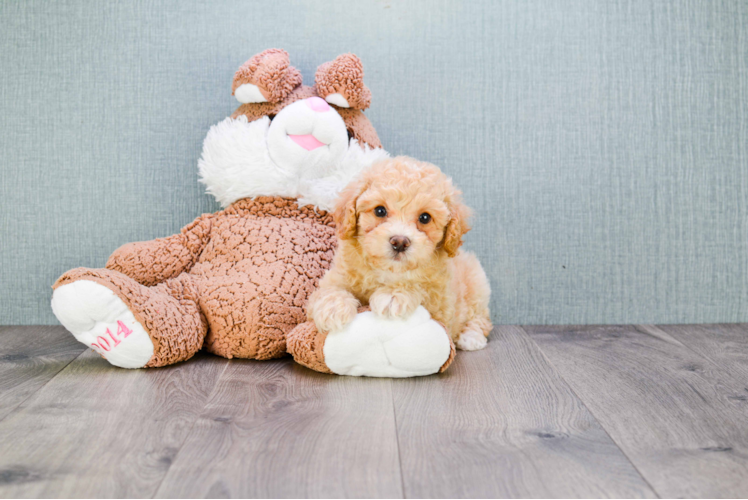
[266,97,349,180]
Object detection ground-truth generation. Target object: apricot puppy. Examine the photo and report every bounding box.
[307,156,492,350]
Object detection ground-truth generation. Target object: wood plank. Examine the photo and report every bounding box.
[0,349,226,498]
[155,357,403,499]
[0,326,85,421]
[392,326,655,498]
[656,323,748,386]
[526,324,748,498]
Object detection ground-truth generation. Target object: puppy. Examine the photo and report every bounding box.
[307,156,492,350]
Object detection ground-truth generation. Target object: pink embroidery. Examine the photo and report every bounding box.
[90,321,134,355]
[106,328,121,347]
[118,321,132,338]
[96,336,111,351]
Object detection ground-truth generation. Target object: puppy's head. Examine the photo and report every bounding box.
[334,156,471,271]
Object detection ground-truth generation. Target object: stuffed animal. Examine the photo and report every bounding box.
[51,49,455,376]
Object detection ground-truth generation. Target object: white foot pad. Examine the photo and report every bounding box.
[456,327,488,351]
[51,280,154,368]
[323,306,452,377]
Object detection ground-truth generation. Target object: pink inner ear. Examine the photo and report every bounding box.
[288,134,326,151]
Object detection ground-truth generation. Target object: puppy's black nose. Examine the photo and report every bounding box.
[390,235,411,253]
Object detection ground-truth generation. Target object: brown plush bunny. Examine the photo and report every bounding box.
[51,49,391,368]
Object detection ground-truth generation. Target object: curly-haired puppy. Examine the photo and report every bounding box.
[307,156,492,350]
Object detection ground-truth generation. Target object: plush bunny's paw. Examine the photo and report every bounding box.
[288,306,456,378]
[51,280,154,368]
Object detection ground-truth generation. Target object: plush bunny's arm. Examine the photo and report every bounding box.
[105,214,214,286]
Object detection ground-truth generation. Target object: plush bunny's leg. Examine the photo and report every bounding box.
[286,320,334,374]
[52,269,206,368]
[288,306,456,377]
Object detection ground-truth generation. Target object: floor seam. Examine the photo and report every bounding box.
[518,325,663,499]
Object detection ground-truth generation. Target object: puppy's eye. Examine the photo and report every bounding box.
[418,213,432,224]
[374,206,387,218]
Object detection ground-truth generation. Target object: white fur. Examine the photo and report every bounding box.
[266,99,349,179]
[199,115,297,207]
[296,137,389,210]
[234,83,268,104]
[51,281,154,369]
[199,112,389,212]
[456,327,488,351]
[324,93,350,108]
[323,306,452,377]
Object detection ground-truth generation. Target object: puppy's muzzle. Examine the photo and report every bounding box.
[390,235,411,254]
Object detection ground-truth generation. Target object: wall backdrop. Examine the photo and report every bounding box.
[1,0,746,325]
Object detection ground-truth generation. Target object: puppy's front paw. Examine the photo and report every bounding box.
[369,290,419,319]
[456,328,488,351]
[311,290,359,333]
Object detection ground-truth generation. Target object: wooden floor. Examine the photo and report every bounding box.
[1,324,747,498]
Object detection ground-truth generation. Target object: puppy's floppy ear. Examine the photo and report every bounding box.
[333,179,368,240]
[442,192,472,258]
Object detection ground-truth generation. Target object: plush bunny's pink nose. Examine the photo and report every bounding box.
[306,96,330,112]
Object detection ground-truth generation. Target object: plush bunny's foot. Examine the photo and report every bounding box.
[52,268,207,368]
[52,280,154,368]
[288,306,455,377]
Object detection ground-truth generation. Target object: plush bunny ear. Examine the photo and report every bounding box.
[315,54,372,110]
[442,191,472,258]
[232,49,302,104]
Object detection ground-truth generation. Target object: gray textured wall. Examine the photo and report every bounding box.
[1,0,746,325]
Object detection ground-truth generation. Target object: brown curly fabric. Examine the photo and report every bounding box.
[315,54,372,110]
[231,49,302,103]
[230,85,382,150]
[53,197,337,366]
[106,214,213,287]
[286,320,333,374]
[336,107,382,150]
